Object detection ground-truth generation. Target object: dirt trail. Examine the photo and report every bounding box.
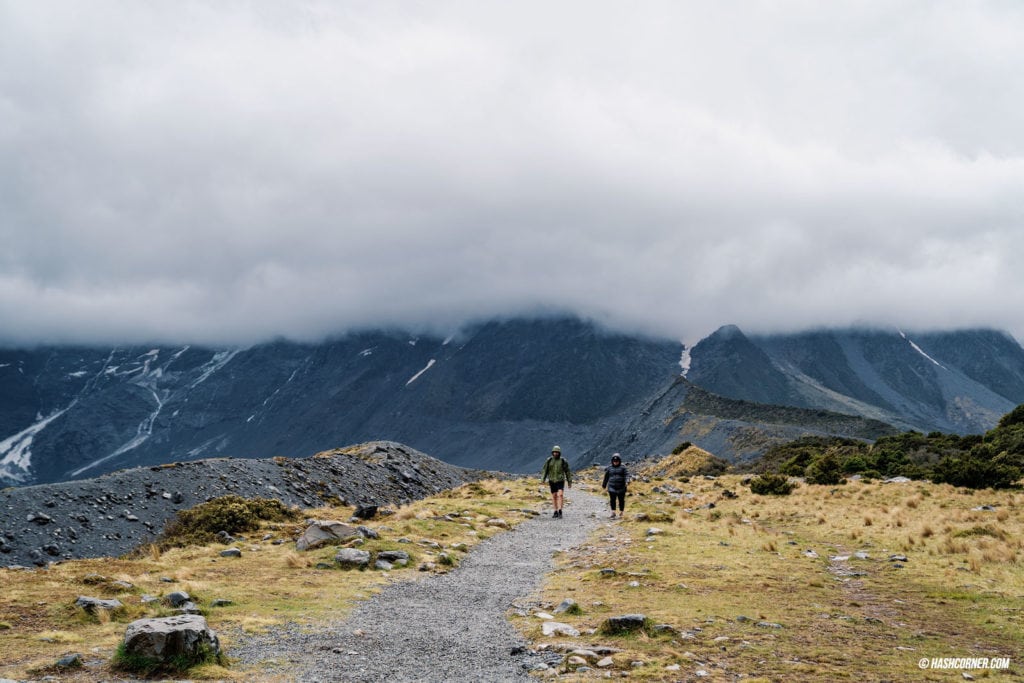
[233,489,607,682]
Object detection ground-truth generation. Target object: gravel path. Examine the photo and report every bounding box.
[233,488,607,682]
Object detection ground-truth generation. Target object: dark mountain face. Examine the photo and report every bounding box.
[689,327,1024,435]
[0,318,683,486]
[3,319,1022,488]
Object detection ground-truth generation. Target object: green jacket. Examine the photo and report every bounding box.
[541,456,572,486]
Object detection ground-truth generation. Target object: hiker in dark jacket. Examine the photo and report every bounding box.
[601,453,628,519]
[541,445,572,518]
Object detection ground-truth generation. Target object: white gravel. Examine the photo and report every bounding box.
[232,489,607,682]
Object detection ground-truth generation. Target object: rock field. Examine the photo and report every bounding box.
[0,441,495,568]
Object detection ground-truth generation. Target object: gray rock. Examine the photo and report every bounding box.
[357,525,379,540]
[353,505,378,520]
[374,559,393,571]
[174,601,202,615]
[220,548,242,558]
[75,596,123,613]
[296,521,359,551]
[541,621,580,637]
[211,599,234,607]
[165,591,191,607]
[553,599,577,614]
[55,653,82,669]
[377,550,410,563]
[334,548,371,569]
[122,614,220,665]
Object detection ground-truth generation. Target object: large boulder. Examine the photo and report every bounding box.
[122,615,220,667]
[296,521,359,551]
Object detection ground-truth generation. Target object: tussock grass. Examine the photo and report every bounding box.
[0,477,541,681]
[521,468,1023,681]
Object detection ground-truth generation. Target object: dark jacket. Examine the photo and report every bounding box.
[602,464,628,494]
[541,456,572,485]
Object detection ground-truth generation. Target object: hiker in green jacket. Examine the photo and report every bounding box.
[541,445,572,518]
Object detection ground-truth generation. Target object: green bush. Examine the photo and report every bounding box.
[805,452,845,485]
[932,455,1021,490]
[159,495,301,548]
[748,473,796,496]
[672,442,692,455]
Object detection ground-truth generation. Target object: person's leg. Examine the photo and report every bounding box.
[608,491,616,517]
[616,491,625,514]
[549,483,559,516]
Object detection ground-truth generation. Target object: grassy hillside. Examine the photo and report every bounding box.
[527,471,1022,681]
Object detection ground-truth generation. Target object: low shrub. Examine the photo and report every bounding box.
[748,473,797,496]
[159,495,302,548]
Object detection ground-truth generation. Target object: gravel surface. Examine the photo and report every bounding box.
[233,488,607,682]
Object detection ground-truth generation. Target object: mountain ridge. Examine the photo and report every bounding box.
[3,317,1023,488]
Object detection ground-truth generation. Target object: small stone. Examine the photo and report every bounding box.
[542,621,580,637]
[600,568,617,576]
[597,656,614,668]
[756,621,783,629]
[75,596,123,613]
[210,599,233,607]
[374,559,393,571]
[55,653,82,669]
[554,599,577,614]
[165,591,190,607]
[219,548,242,558]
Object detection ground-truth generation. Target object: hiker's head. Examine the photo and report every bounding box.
[611,453,621,465]
[551,445,561,457]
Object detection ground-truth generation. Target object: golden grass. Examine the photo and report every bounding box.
[522,469,1023,681]
[0,477,541,681]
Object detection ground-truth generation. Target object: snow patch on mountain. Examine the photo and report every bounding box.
[899,330,947,369]
[0,404,74,482]
[406,359,436,385]
[189,349,240,388]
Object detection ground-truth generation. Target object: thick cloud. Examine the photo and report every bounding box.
[2,1,1023,345]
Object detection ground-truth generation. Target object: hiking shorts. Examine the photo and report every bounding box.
[548,481,565,493]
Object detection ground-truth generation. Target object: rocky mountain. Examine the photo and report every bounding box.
[3,317,1023,488]
[687,326,1024,435]
[0,318,681,486]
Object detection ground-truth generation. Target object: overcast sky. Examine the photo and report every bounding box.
[2,1,1023,347]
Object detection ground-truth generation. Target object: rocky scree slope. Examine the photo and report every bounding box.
[0,442,493,569]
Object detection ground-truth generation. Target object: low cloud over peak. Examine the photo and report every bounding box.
[2,2,1023,346]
